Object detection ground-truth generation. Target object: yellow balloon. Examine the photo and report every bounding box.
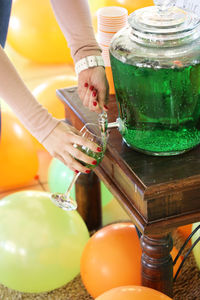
[33,74,77,119]
[88,0,107,14]
[88,0,107,32]
[0,190,90,293]
[192,222,200,270]
[7,0,73,64]
[104,0,154,14]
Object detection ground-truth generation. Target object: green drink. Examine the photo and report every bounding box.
[77,147,104,168]
[76,125,108,168]
[110,53,200,155]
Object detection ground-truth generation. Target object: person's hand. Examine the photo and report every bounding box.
[78,66,109,113]
[42,121,102,173]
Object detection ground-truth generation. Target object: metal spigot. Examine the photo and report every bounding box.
[98,111,125,134]
[98,111,108,133]
[107,120,119,129]
[108,118,125,132]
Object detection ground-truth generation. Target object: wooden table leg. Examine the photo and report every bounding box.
[141,234,173,297]
[75,171,102,232]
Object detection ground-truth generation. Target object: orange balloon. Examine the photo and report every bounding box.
[171,247,183,278]
[105,66,115,94]
[0,111,39,191]
[7,0,73,64]
[32,74,77,120]
[81,223,142,298]
[81,222,182,298]
[31,136,46,152]
[104,0,154,15]
[177,224,192,241]
[95,286,172,300]
[0,101,45,151]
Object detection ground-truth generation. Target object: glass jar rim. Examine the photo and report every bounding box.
[128,6,200,47]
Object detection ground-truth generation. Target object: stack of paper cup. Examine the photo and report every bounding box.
[97,6,128,67]
[97,6,128,94]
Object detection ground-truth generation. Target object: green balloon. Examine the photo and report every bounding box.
[48,158,112,206]
[48,158,76,200]
[0,190,89,293]
[101,182,113,206]
[192,222,200,270]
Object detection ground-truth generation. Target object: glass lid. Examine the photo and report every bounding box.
[128,0,200,46]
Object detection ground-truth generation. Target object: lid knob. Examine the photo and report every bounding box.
[154,0,176,11]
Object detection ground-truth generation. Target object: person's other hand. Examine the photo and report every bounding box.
[78,66,109,113]
[42,121,101,173]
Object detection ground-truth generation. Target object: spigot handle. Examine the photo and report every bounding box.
[107,121,119,129]
[98,111,108,133]
[107,118,125,133]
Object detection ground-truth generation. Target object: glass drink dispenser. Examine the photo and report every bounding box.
[109,0,200,155]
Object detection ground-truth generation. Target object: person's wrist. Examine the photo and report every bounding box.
[75,56,105,75]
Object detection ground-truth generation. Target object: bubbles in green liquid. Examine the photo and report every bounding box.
[110,53,200,155]
[123,125,200,155]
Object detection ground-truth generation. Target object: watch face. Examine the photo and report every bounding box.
[75,56,105,74]
[87,57,97,68]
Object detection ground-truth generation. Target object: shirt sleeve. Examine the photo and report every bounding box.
[50,0,102,62]
[0,45,60,143]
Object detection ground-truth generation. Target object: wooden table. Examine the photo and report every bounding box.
[57,86,200,298]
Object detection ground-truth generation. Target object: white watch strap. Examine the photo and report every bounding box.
[75,56,105,75]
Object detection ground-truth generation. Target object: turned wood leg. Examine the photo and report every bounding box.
[75,171,102,232]
[140,234,173,297]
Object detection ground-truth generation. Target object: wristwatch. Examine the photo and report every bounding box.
[75,55,105,75]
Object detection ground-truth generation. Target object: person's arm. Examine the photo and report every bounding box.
[50,0,101,62]
[0,45,59,143]
[50,0,109,112]
[0,45,100,173]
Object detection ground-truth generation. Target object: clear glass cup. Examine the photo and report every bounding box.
[50,123,108,211]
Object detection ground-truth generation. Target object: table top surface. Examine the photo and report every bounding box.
[58,87,200,190]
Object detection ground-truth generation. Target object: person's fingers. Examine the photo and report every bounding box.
[98,84,109,111]
[57,151,91,174]
[68,133,102,153]
[64,154,91,173]
[79,136,102,153]
[89,88,100,112]
[66,145,98,166]
[78,81,88,105]
[82,85,93,107]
